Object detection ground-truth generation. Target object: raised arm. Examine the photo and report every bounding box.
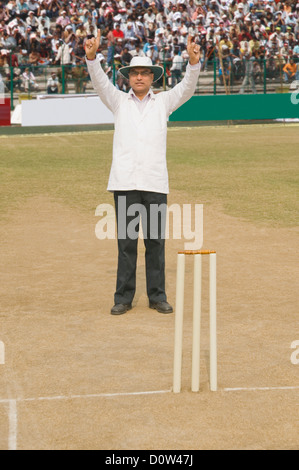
[84,30,122,113]
[165,36,201,115]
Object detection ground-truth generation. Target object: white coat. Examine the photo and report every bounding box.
[86,58,200,194]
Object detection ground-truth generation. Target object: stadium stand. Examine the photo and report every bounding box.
[0,0,299,99]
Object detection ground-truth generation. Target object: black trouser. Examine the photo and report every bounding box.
[113,190,167,305]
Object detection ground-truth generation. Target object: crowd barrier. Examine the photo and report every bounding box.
[169,92,299,122]
[0,98,11,126]
[1,60,298,126]
[1,57,299,111]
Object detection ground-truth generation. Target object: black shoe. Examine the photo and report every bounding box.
[149,301,173,314]
[110,303,132,315]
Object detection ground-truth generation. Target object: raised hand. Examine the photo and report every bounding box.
[84,30,101,60]
[186,35,201,65]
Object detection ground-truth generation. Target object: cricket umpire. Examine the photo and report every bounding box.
[85,31,201,315]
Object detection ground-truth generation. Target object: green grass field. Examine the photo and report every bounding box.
[0,124,298,226]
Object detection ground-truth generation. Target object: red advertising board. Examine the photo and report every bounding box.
[0,98,11,126]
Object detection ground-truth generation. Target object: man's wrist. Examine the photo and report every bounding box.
[188,61,200,70]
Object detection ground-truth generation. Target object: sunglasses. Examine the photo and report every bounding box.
[129,70,153,77]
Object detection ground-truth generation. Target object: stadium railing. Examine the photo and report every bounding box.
[1,56,298,111]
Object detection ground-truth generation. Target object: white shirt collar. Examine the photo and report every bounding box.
[128,87,155,101]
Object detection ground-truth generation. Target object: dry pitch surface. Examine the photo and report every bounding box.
[0,124,298,450]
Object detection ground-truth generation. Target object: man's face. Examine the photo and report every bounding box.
[129,67,154,96]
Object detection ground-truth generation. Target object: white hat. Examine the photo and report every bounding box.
[119,56,163,82]
[173,12,182,21]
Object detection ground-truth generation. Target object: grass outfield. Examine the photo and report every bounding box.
[0,124,298,227]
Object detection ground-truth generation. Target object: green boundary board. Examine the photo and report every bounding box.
[169,93,299,121]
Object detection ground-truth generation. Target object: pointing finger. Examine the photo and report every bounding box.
[96,29,101,45]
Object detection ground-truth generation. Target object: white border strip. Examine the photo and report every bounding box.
[8,400,17,451]
[24,389,172,402]
[2,386,298,451]
[1,386,299,405]
[0,389,171,405]
[224,386,299,392]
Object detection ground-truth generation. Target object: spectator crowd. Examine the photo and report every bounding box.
[0,0,299,94]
